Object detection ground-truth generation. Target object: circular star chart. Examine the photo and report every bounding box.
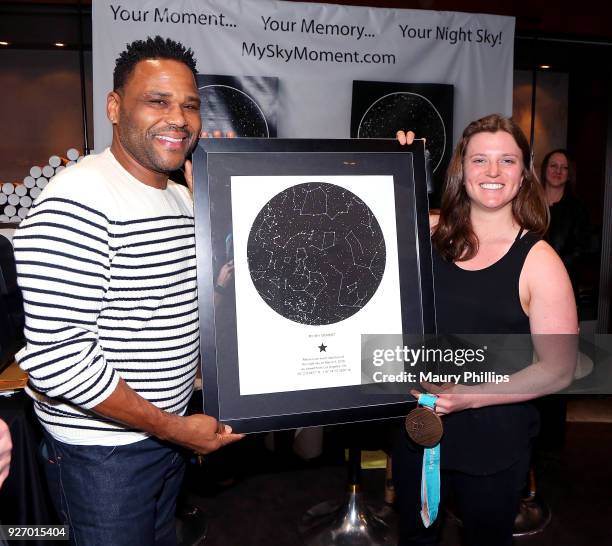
[247,182,386,325]
[198,84,269,137]
[357,92,446,173]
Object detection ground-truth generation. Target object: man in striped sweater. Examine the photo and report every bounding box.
[14,37,242,546]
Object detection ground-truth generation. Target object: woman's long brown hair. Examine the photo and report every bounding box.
[432,114,549,262]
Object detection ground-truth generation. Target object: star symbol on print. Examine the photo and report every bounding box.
[318,343,327,352]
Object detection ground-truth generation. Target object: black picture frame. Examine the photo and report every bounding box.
[350,81,454,208]
[193,138,434,433]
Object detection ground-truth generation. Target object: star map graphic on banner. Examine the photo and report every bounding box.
[351,81,453,200]
[196,74,278,138]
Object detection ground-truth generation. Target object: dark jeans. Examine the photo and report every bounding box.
[41,431,186,546]
[393,436,529,546]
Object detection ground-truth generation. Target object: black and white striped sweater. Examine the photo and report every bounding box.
[14,148,199,445]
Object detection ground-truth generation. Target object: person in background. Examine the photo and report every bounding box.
[540,149,590,297]
[13,36,242,546]
[0,419,10,489]
[537,148,592,461]
[394,115,577,546]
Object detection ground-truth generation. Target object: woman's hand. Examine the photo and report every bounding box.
[411,382,476,416]
[396,130,417,146]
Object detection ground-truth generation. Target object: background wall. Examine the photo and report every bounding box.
[513,69,569,172]
[0,49,93,184]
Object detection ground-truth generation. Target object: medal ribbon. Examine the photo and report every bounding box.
[418,393,440,528]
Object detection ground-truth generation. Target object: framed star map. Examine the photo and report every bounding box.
[192,138,434,433]
[350,81,453,208]
[196,74,278,138]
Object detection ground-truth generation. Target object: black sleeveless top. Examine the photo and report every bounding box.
[432,230,540,474]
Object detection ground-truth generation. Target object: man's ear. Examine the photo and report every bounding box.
[107,91,120,125]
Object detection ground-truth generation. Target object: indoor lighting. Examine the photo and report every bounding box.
[54,42,66,47]
[539,64,551,69]
[0,41,9,46]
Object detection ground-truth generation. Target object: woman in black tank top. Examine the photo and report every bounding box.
[394,115,578,546]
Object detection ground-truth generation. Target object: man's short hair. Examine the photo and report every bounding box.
[113,36,197,91]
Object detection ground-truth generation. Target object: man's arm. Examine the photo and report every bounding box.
[14,192,120,409]
[14,182,241,452]
[94,378,241,454]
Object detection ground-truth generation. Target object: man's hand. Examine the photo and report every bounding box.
[94,378,243,456]
[0,419,12,489]
[183,130,237,193]
[216,261,234,288]
[165,413,244,455]
[183,159,194,193]
[396,130,417,146]
[200,130,236,139]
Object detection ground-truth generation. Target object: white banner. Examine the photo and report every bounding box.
[92,0,514,150]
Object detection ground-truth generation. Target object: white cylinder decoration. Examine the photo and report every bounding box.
[15,185,27,197]
[20,195,32,208]
[4,205,17,217]
[42,165,55,178]
[49,155,62,168]
[67,148,80,161]
[30,166,42,178]
[0,194,7,205]
[2,183,14,195]
[24,176,36,188]
[35,177,48,189]
[30,187,42,199]
[8,194,19,206]
[18,207,29,219]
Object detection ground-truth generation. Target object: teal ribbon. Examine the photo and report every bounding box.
[418,393,440,528]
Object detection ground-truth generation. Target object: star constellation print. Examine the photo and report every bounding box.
[357,91,446,173]
[247,182,386,325]
[199,84,270,137]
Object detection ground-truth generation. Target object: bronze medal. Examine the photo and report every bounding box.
[405,407,443,448]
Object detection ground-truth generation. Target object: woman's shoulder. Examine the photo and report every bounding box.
[524,238,556,260]
[521,238,578,333]
[517,229,542,248]
[522,238,569,284]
